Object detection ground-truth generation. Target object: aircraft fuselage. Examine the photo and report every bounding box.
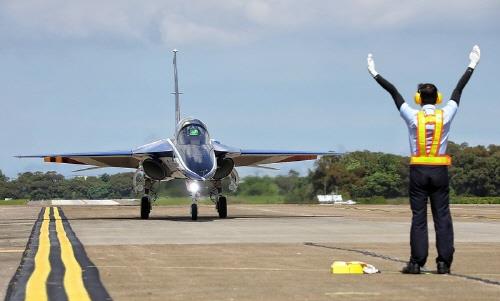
[169,118,217,181]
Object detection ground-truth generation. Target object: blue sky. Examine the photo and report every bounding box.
[1,0,499,178]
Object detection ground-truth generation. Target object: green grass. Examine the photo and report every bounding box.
[0,199,29,205]
[355,196,500,205]
[228,195,286,204]
[154,197,210,206]
[154,195,285,206]
[450,196,500,204]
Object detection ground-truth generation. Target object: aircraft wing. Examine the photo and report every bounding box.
[16,139,174,169]
[211,141,338,166]
[231,149,338,167]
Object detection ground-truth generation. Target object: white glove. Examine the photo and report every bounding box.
[468,45,480,69]
[367,53,378,77]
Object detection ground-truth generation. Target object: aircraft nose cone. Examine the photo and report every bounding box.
[184,170,205,181]
[197,169,215,180]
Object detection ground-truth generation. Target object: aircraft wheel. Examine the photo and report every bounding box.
[140,196,151,219]
[218,196,227,218]
[191,203,198,220]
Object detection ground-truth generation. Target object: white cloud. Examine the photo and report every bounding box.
[1,0,498,46]
[158,13,248,45]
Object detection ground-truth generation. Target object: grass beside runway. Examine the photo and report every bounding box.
[154,195,285,206]
[0,199,28,205]
[355,196,500,204]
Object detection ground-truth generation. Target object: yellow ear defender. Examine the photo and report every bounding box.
[414,91,422,105]
[436,91,443,104]
[414,85,443,105]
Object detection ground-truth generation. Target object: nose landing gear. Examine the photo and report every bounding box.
[191,202,198,220]
[140,196,151,219]
[217,196,227,218]
[140,178,156,219]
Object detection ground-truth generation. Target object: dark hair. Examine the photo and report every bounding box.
[418,83,438,105]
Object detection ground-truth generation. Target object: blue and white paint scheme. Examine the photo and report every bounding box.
[18,50,338,220]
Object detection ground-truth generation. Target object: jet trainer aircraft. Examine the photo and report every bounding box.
[19,50,337,220]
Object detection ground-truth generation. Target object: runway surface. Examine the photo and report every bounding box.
[1,204,500,300]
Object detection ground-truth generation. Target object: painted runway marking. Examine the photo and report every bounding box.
[53,207,91,301]
[98,265,325,272]
[326,292,381,296]
[25,208,51,301]
[5,207,111,301]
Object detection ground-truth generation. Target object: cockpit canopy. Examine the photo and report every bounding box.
[176,119,210,146]
[175,119,215,179]
[177,124,208,145]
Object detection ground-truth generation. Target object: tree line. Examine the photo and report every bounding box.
[1,142,498,202]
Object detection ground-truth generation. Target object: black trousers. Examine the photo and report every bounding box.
[409,165,454,267]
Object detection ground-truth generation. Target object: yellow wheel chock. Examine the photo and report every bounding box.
[331,261,375,274]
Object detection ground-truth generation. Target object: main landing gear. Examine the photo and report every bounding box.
[211,183,227,219]
[216,196,227,218]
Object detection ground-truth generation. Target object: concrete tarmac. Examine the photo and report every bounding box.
[1,204,500,300]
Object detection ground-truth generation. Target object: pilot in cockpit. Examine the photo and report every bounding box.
[179,125,207,146]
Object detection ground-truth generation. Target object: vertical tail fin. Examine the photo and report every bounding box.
[172,49,181,127]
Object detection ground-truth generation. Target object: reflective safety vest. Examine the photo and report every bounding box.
[410,109,452,166]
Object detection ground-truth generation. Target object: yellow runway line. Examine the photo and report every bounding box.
[53,207,91,301]
[25,207,50,301]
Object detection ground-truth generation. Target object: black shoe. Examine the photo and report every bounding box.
[401,262,421,274]
[437,261,450,274]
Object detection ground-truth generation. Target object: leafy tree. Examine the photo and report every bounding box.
[108,173,134,198]
[311,151,407,199]
[0,170,7,182]
[64,177,91,199]
[449,142,500,196]
[237,176,279,196]
[100,173,111,183]
[158,179,189,197]
[273,170,314,203]
[274,170,300,195]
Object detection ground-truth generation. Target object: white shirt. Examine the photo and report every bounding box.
[399,100,458,156]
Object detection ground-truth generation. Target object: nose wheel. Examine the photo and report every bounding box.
[191,203,198,220]
[217,196,227,218]
[140,177,156,219]
[190,190,199,220]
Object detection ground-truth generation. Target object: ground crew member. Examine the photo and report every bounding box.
[366,45,481,274]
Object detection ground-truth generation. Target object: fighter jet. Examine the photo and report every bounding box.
[18,50,337,220]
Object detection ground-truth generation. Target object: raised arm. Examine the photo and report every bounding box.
[367,53,405,110]
[451,45,480,106]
